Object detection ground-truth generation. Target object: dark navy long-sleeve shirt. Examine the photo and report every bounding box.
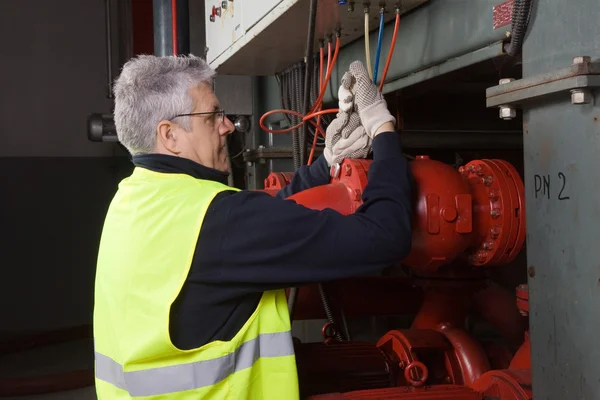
[131,131,413,350]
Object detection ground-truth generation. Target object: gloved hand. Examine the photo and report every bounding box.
[349,60,396,138]
[323,70,372,166]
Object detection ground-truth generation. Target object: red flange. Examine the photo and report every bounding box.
[471,369,532,400]
[460,159,526,267]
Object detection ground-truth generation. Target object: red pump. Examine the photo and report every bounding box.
[263,156,530,399]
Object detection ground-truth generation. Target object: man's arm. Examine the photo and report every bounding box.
[188,131,412,291]
[275,155,330,199]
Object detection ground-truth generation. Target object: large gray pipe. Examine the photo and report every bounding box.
[153,0,189,56]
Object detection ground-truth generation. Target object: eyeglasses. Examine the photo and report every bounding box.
[170,109,226,123]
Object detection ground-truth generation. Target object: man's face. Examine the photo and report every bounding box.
[169,84,235,172]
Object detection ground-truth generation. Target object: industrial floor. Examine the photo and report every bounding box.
[0,319,385,399]
[0,338,97,400]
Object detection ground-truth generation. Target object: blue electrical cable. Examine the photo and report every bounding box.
[373,9,385,83]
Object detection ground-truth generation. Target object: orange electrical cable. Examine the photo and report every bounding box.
[259,36,341,136]
[379,11,400,91]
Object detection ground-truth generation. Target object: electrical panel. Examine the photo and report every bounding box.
[205,0,430,76]
[205,0,284,66]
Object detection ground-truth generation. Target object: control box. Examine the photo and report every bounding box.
[205,0,429,76]
[205,0,284,66]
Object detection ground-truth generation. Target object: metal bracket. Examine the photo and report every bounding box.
[243,146,323,164]
[486,56,600,108]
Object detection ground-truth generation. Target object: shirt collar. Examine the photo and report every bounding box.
[132,154,230,185]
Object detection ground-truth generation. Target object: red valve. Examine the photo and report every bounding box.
[264,156,526,274]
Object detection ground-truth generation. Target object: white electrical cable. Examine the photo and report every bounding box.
[364,9,373,80]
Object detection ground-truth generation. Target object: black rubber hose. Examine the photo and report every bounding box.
[339,306,352,341]
[504,0,534,56]
[292,64,303,170]
[300,0,318,166]
[318,284,344,342]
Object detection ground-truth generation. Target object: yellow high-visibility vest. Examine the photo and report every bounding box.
[93,166,299,399]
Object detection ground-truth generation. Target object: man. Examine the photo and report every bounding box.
[93,54,412,399]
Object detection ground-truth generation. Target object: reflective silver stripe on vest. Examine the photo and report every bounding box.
[95,331,294,397]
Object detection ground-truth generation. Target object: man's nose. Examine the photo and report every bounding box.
[221,116,235,135]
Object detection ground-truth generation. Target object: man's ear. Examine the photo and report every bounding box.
[156,120,180,154]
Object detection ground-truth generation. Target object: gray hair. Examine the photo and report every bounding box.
[113,54,216,155]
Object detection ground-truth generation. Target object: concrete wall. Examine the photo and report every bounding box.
[0,0,132,334]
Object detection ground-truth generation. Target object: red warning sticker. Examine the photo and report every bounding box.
[493,0,514,30]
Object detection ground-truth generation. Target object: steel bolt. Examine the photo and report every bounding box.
[477,250,488,263]
[490,226,501,239]
[573,56,591,65]
[490,208,502,218]
[483,176,493,186]
[221,1,227,8]
[344,164,352,176]
[467,165,475,172]
[483,241,494,250]
[209,15,215,22]
[498,79,516,120]
[258,145,265,149]
[499,106,517,120]
[458,166,468,176]
[571,89,592,105]
[489,190,499,200]
[474,165,484,176]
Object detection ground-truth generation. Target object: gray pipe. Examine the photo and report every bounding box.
[153,0,190,56]
[153,0,172,56]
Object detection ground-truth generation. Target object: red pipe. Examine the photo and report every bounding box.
[472,282,528,348]
[437,325,491,386]
[410,288,472,330]
[288,183,357,215]
[509,332,531,370]
[171,0,178,55]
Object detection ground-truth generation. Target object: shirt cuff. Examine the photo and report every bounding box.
[372,131,402,161]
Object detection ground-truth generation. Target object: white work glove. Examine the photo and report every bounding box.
[349,60,396,138]
[323,70,372,166]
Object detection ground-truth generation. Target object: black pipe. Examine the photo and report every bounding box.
[400,130,523,149]
[300,0,318,165]
[104,0,113,98]
[176,0,190,54]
